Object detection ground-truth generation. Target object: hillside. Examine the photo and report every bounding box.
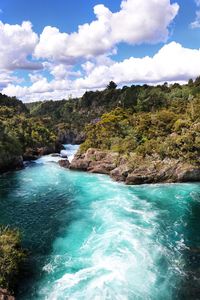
[1,78,200,177]
[0,94,58,172]
[26,79,200,144]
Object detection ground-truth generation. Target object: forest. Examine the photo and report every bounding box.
[0,77,200,294]
[1,78,200,171]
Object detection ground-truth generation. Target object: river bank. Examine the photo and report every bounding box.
[69,148,200,185]
[0,155,199,299]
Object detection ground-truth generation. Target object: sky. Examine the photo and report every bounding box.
[0,0,200,102]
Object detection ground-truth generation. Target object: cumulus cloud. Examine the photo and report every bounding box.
[75,42,200,88]
[2,77,84,102]
[3,42,200,102]
[34,0,179,63]
[47,63,82,79]
[0,71,20,89]
[0,21,42,70]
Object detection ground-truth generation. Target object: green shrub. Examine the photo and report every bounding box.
[0,226,25,292]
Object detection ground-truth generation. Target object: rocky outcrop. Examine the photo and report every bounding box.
[0,288,15,300]
[70,148,200,185]
[57,129,85,145]
[0,155,23,173]
[0,142,64,173]
[70,148,119,174]
[23,143,64,161]
[58,159,70,169]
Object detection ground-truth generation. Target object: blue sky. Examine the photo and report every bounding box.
[0,0,200,101]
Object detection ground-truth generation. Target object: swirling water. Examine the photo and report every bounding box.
[0,147,200,299]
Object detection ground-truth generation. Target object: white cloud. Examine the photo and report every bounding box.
[0,71,20,89]
[47,63,82,79]
[34,0,179,63]
[75,42,200,89]
[191,10,200,28]
[3,42,200,102]
[0,0,180,100]
[0,21,41,70]
[29,73,44,83]
[191,0,200,28]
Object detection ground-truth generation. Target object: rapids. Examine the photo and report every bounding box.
[0,145,199,299]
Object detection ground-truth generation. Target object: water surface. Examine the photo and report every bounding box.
[0,148,199,299]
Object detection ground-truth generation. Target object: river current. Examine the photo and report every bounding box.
[0,145,199,300]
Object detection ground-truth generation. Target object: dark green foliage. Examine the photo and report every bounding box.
[0,226,25,292]
[80,97,200,165]
[0,95,57,169]
[106,81,117,90]
[2,78,200,166]
[0,93,28,114]
[23,78,200,166]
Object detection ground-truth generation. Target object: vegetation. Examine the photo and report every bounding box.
[0,94,57,170]
[1,78,200,168]
[0,78,200,292]
[80,103,200,165]
[0,226,25,292]
[79,80,200,165]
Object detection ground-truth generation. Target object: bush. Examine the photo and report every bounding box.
[0,226,25,292]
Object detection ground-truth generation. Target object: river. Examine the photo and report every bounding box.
[0,145,199,299]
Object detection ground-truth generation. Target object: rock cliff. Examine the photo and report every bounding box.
[70,148,200,184]
[0,155,23,173]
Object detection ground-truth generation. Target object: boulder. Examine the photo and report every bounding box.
[110,165,131,181]
[70,148,118,174]
[70,159,89,171]
[58,160,70,169]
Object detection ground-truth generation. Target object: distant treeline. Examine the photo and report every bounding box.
[0,77,200,167]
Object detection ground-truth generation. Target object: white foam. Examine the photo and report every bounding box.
[35,171,189,300]
[34,144,79,164]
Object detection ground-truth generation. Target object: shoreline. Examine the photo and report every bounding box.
[1,148,200,186]
[69,148,200,185]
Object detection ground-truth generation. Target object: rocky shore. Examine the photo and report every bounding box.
[0,155,23,173]
[0,143,64,174]
[69,148,200,184]
[23,143,64,161]
[0,289,15,300]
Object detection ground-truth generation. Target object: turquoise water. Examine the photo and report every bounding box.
[0,152,200,299]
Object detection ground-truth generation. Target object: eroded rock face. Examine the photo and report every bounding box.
[176,168,200,182]
[110,165,131,181]
[58,159,70,169]
[0,155,23,173]
[23,143,64,161]
[70,148,200,185]
[57,129,85,145]
[0,288,15,300]
[125,160,200,185]
[70,149,118,174]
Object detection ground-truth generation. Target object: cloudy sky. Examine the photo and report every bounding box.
[0,0,200,102]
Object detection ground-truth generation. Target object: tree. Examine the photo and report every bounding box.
[188,78,193,87]
[194,76,200,86]
[106,81,117,90]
